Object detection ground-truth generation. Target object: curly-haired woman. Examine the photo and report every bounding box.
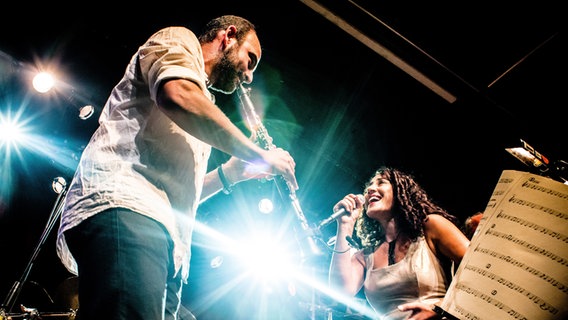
[329,167,470,320]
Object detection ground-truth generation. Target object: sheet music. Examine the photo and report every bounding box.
[441,170,568,320]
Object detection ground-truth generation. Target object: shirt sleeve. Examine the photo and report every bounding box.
[138,26,209,102]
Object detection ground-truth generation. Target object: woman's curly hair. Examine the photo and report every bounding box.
[355,167,459,253]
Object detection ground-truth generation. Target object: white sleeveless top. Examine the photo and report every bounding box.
[364,237,451,320]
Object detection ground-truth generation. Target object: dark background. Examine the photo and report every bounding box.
[0,1,564,319]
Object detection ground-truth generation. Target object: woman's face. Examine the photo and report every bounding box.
[364,174,394,220]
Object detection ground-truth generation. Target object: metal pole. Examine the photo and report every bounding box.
[1,178,68,314]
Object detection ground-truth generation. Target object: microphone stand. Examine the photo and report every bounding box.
[1,177,68,315]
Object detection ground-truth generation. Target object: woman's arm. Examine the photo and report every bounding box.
[328,194,367,295]
[424,214,470,267]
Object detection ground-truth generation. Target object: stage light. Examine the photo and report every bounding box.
[257,197,274,214]
[505,141,548,169]
[52,177,67,194]
[506,139,567,184]
[287,281,297,297]
[210,255,224,269]
[78,105,95,120]
[236,232,300,284]
[0,116,26,144]
[32,71,55,93]
[28,65,99,121]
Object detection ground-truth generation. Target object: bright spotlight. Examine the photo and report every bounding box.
[0,116,26,144]
[258,198,274,214]
[237,233,299,283]
[210,255,224,269]
[287,281,297,297]
[32,71,55,93]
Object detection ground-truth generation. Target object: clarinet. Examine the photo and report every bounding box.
[237,83,323,260]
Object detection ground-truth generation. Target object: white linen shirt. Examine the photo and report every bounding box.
[56,26,213,282]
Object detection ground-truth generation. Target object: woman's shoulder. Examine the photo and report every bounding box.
[423,213,462,239]
[423,213,470,262]
[424,212,456,226]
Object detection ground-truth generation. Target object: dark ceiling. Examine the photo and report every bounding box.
[0,1,564,318]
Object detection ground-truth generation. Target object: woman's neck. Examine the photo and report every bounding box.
[382,217,399,243]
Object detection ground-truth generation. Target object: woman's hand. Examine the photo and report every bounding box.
[333,193,365,223]
[397,302,440,320]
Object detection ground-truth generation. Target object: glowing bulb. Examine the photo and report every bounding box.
[79,105,95,120]
[210,256,224,269]
[32,72,55,93]
[52,177,67,194]
[258,198,274,214]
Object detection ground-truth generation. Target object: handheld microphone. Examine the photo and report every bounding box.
[317,194,364,229]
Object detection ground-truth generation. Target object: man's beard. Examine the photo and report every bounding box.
[210,46,240,94]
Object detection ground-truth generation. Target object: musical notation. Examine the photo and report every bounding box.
[440,170,568,320]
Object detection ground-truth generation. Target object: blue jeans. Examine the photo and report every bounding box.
[65,208,182,320]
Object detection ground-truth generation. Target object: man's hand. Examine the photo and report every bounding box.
[222,147,298,191]
[260,147,298,190]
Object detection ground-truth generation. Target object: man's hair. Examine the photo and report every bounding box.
[198,15,256,44]
[463,212,483,239]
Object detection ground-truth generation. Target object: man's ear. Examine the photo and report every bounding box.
[224,25,238,46]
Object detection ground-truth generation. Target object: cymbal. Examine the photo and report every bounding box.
[53,276,79,311]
